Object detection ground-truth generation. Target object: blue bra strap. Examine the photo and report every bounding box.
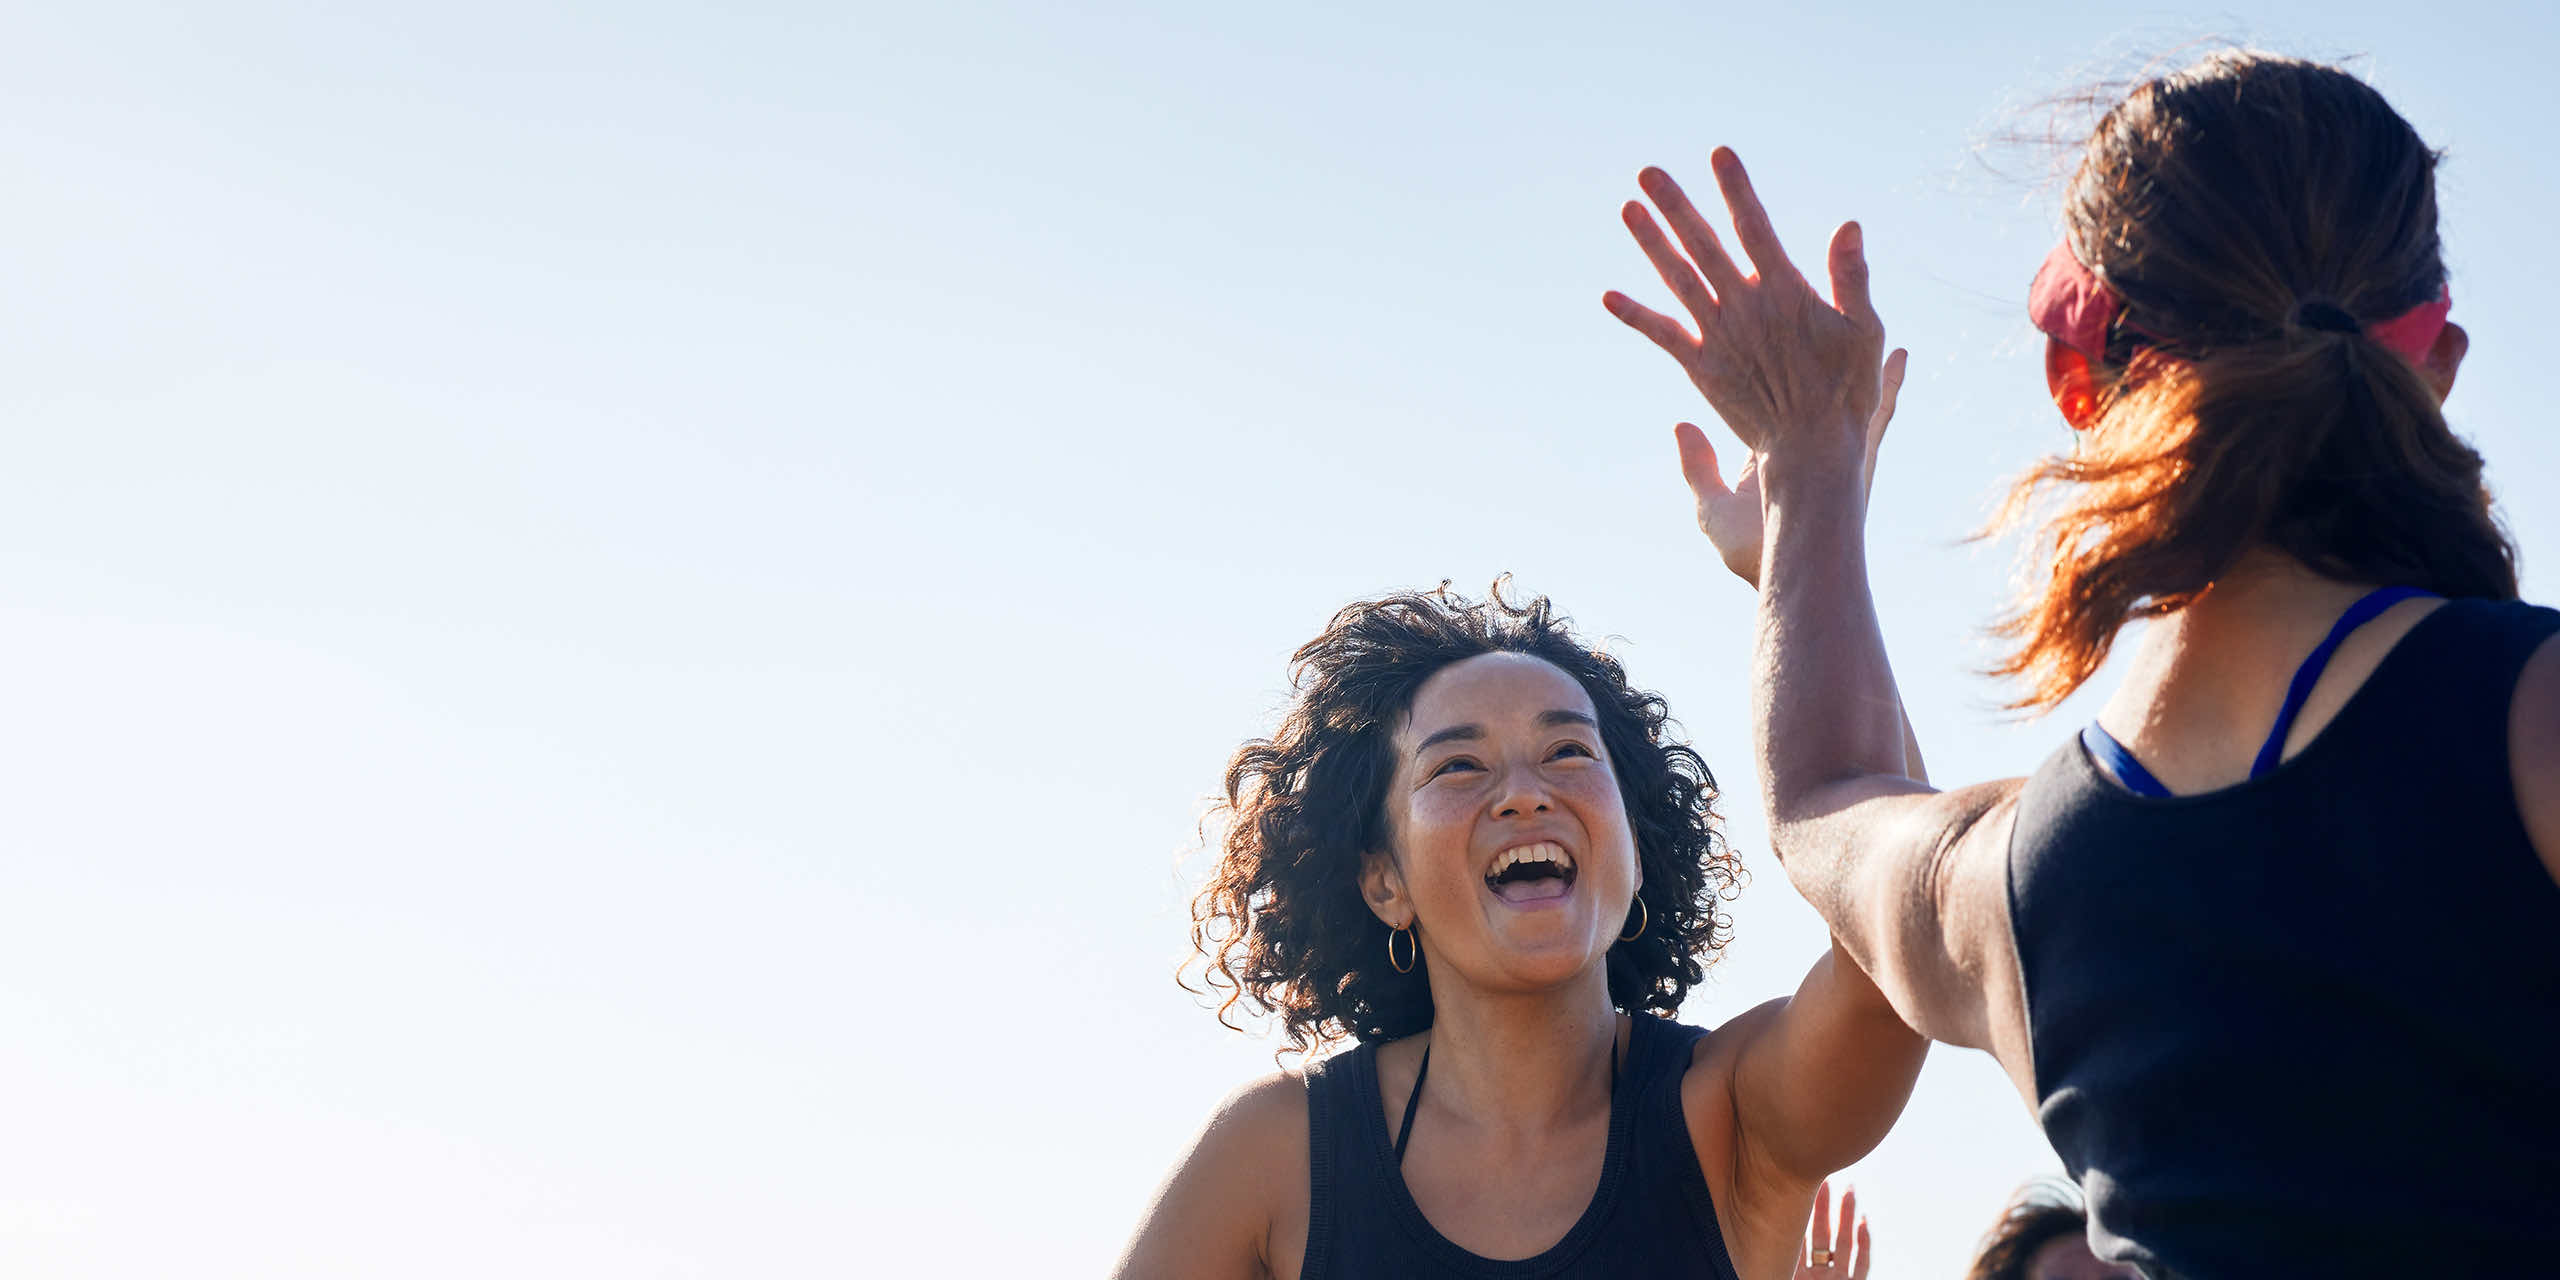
[2248,586,2438,779]
[2082,722,2175,798]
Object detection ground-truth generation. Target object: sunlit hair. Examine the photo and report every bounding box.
[1963,1178,2091,1280]
[1183,581,1739,1060]
[1989,51,2517,710]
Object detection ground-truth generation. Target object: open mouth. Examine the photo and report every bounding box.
[1485,840,1577,905]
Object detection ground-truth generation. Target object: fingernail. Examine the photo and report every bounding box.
[1843,222,1863,251]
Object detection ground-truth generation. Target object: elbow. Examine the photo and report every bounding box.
[1765,773,1925,855]
[1764,776,1851,842]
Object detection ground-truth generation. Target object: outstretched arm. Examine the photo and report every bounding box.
[1675,348,1927,786]
[1668,327,1938,1182]
[1651,319,1933,1214]
[1605,153,2029,1081]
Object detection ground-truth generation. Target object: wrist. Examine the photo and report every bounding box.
[1758,430,1869,497]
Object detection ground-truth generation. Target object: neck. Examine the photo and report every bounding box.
[1412,965,1622,1136]
[2107,548,2379,739]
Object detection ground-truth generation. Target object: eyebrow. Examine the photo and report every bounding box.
[1412,709,1599,756]
[1413,724,1482,754]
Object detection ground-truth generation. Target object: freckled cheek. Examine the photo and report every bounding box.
[1394,788,1491,899]
[1400,786,1479,843]
[1558,766,1622,800]
[1562,772,1639,861]
[1556,768,1629,817]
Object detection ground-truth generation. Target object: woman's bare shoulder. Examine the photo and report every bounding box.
[2510,629,2560,887]
[1203,1070,1313,1172]
[1111,1070,1311,1280]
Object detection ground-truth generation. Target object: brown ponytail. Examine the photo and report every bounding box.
[1989,52,2518,711]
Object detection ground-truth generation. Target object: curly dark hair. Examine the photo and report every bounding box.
[1964,1178,2091,1280]
[1184,581,1741,1059]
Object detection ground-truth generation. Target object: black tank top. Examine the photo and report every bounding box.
[2008,598,2560,1277]
[1298,1012,1739,1279]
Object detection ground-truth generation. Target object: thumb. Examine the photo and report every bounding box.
[1674,422,1732,501]
[1866,347,1909,451]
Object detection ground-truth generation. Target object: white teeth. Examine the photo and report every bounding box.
[1491,841,1575,877]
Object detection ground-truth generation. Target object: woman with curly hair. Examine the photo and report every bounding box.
[1607,50,2560,1276]
[1961,1181,2136,1280]
[1112,577,1928,1279]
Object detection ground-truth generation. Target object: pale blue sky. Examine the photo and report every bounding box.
[3,2,2553,1275]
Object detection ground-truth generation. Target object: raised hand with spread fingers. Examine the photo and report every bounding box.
[1791,1180,1871,1280]
[1605,152,1891,493]
[1613,155,1927,783]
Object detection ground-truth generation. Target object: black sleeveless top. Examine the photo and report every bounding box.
[1299,1012,1740,1279]
[2009,598,2560,1277]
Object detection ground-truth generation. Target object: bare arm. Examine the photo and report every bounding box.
[1112,1073,1304,1280]
[2512,631,2560,887]
[1605,152,2026,1076]
[1752,444,2017,1048]
[1724,946,1927,1181]
[1657,331,1938,1171]
[1673,345,1927,790]
[1711,663,1937,1183]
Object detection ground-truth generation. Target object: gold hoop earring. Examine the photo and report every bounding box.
[1388,925,1417,974]
[1618,896,1648,943]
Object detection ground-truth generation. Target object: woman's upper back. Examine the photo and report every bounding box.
[2006,595,2560,1275]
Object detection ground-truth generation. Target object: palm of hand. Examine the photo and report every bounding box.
[1696,452,1766,585]
[1677,349,1905,588]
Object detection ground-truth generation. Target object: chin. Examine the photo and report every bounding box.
[1485,937,1613,990]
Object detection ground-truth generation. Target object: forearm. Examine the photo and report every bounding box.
[1753,450,1928,829]
[1728,532,1925,792]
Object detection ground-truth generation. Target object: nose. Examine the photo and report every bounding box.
[1492,766,1555,819]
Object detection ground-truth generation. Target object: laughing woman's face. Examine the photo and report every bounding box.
[1363,651,1642,995]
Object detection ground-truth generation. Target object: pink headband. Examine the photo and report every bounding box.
[2028,240,2451,363]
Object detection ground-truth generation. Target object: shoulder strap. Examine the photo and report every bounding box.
[1298,1046,1368,1280]
[2250,586,2437,778]
[2082,722,2174,797]
[1391,1044,1428,1165]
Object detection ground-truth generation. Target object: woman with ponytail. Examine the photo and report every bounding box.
[1606,51,2560,1276]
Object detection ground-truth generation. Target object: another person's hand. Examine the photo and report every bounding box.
[1676,348,1907,588]
[1791,1179,1871,1280]
[1607,149,1888,485]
